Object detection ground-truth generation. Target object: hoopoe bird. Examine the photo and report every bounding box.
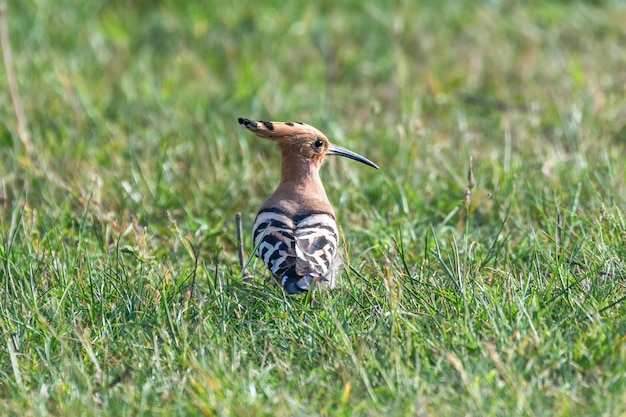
[238,117,379,294]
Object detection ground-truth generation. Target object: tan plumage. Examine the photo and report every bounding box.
[239,117,378,294]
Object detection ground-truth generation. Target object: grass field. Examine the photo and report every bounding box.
[1,1,626,415]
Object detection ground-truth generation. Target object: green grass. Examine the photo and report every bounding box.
[1,0,626,415]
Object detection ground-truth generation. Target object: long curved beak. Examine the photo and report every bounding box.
[327,144,379,169]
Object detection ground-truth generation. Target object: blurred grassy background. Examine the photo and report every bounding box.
[1,0,625,415]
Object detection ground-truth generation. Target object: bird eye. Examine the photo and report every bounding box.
[314,138,324,148]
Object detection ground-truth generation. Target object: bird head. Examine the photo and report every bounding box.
[238,117,379,169]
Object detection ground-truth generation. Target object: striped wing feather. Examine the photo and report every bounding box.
[253,213,296,278]
[293,215,337,278]
[253,210,338,286]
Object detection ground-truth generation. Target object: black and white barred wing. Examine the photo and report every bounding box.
[253,211,296,278]
[253,210,338,293]
[293,214,338,278]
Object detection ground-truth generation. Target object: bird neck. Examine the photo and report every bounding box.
[261,152,335,215]
[276,154,326,195]
[266,150,329,202]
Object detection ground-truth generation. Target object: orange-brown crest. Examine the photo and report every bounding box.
[238,117,379,170]
[238,117,330,165]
